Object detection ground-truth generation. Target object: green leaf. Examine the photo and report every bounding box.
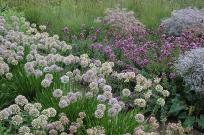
[183,116,195,128]
[168,97,186,116]
[197,115,204,129]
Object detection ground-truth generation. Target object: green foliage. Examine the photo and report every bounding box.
[2,0,204,37]
[0,123,10,135]
[183,116,195,128]
[197,115,204,129]
[168,96,187,117]
[35,87,142,134]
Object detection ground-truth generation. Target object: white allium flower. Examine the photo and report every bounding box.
[97,104,106,111]
[119,101,125,109]
[34,103,42,110]
[60,75,69,84]
[108,98,118,106]
[34,70,43,78]
[66,71,73,78]
[155,84,163,92]
[41,79,52,88]
[97,95,107,102]
[39,25,46,31]
[94,109,104,119]
[59,115,69,125]
[15,95,28,106]
[85,92,94,98]
[11,115,23,126]
[53,89,63,98]
[122,88,131,97]
[108,108,118,117]
[100,62,113,75]
[75,92,82,98]
[53,34,59,40]
[0,109,10,121]
[31,117,47,129]
[134,113,145,123]
[49,129,58,135]
[102,85,112,92]
[29,108,40,117]
[8,104,20,114]
[98,78,106,84]
[156,98,165,106]
[135,85,143,92]
[24,103,35,112]
[45,73,53,81]
[38,114,48,121]
[59,100,68,108]
[134,98,146,107]
[154,77,161,84]
[162,90,170,97]
[60,132,68,135]
[89,81,99,91]
[69,125,78,133]
[103,91,112,99]
[144,90,152,99]
[24,133,34,135]
[123,133,131,135]
[5,72,13,80]
[31,23,36,28]
[112,103,122,112]
[19,126,30,134]
[78,112,86,119]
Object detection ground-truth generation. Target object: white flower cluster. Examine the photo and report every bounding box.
[87,126,105,135]
[175,48,204,93]
[0,94,88,135]
[116,71,136,82]
[161,7,204,36]
[47,112,86,135]
[0,15,73,81]
[116,73,169,109]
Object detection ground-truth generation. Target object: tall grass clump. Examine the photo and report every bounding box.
[2,0,204,36]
